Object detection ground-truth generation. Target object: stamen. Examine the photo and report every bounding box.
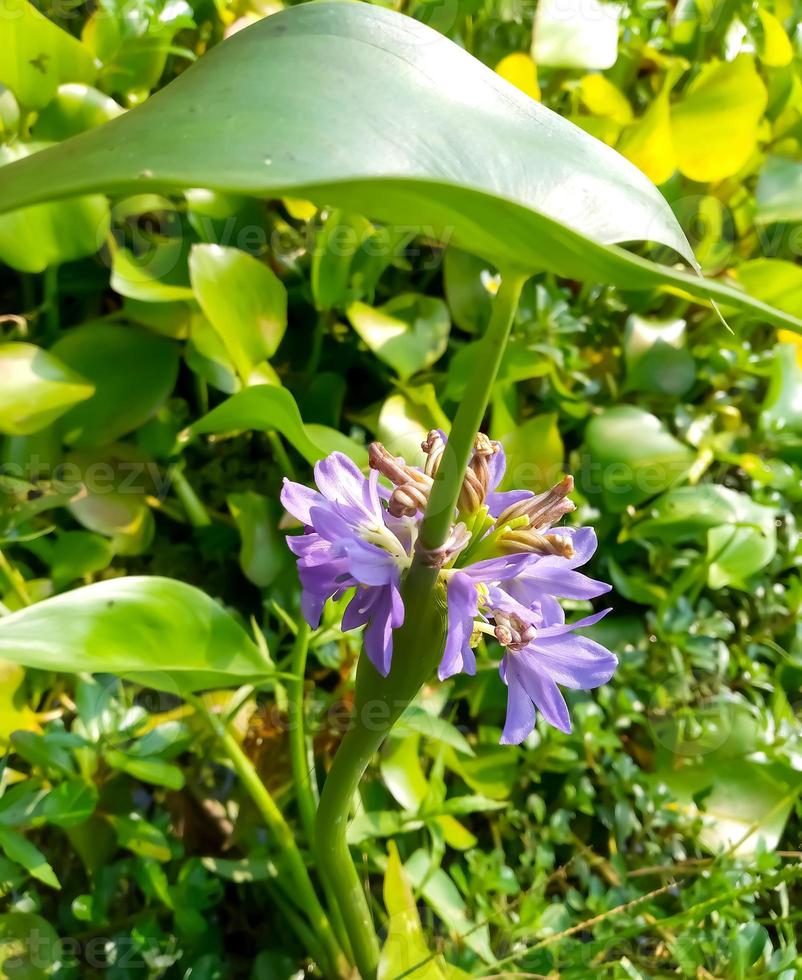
[421,430,445,477]
[500,531,575,558]
[369,441,433,517]
[496,475,575,531]
[458,433,500,515]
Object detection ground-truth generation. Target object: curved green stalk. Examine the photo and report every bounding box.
[315,269,527,980]
[288,621,318,840]
[288,623,355,962]
[419,269,527,549]
[188,694,347,978]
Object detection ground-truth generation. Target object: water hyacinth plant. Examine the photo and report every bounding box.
[281,438,616,742]
[2,0,802,977]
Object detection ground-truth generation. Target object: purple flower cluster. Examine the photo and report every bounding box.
[281,433,616,744]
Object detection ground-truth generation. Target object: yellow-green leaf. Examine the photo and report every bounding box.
[495,52,539,101]
[757,9,793,68]
[0,0,96,110]
[671,56,767,182]
[379,842,446,980]
[0,342,94,436]
[189,244,288,382]
[579,74,633,125]
[618,84,675,185]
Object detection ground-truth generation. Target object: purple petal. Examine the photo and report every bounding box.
[281,478,320,525]
[499,658,536,744]
[511,655,572,734]
[439,573,478,680]
[343,582,404,677]
[460,552,536,583]
[314,452,378,520]
[535,607,611,639]
[532,634,618,690]
[486,489,531,519]
[508,528,611,603]
[342,538,399,586]
[486,442,507,494]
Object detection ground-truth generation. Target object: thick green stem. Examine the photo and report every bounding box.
[189,694,347,978]
[289,624,355,962]
[288,621,318,841]
[315,269,527,979]
[316,563,445,979]
[419,269,527,550]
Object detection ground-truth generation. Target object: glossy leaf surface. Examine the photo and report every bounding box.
[0,577,268,693]
[0,2,798,328]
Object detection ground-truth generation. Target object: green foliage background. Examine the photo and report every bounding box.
[1,0,802,976]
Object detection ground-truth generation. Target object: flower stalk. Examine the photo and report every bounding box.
[314,268,528,979]
[188,693,348,978]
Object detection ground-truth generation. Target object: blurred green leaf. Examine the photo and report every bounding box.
[189,385,367,467]
[584,406,695,511]
[347,294,450,380]
[51,322,179,448]
[0,0,96,110]
[189,244,288,382]
[0,343,94,437]
[0,826,59,889]
[0,576,268,693]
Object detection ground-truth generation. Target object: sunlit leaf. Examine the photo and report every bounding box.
[0,662,40,745]
[495,53,539,101]
[189,244,288,381]
[0,0,96,110]
[756,9,793,68]
[0,342,94,436]
[0,144,109,273]
[0,576,268,693]
[0,4,797,326]
[347,294,450,381]
[671,55,767,182]
[31,83,125,141]
[379,842,447,980]
[188,385,367,467]
[0,826,59,889]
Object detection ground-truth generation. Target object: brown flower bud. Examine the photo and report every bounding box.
[496,475,575,531]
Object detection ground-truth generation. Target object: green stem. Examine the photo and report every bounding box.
[268,430,296,480]
[315,269,527,980]
[188,694,347,978]
[169,465,212,527]
[419,270,527,550]
[289,624,355,961]
[41,265,60,340]
[288,621,318,841]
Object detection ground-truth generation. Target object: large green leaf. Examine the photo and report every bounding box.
[189,244,288,381]
[51,321,179,447]
[187,385,368,466]
[0,576,268,693]
[0,342,94,436]
[0,0,96,111]
[0,3,797,329]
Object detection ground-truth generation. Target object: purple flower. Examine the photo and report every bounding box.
[282,434,617,741]
[498,606,616,744]
[281,452,412,675]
